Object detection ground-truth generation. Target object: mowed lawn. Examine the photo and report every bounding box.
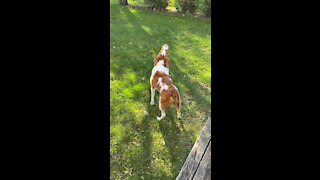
[110,0,211,179]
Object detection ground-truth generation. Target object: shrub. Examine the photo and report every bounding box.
[175,0,197,14]
[175,0,211,17]
[197,0,211,17]
[144,0,169,10]
[119,0,128,5]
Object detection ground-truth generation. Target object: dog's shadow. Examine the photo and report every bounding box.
[157,114,193,177]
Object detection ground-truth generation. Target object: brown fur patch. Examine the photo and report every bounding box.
[151,72,180,110]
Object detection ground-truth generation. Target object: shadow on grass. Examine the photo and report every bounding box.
[169,52,211,116]
[110,104,154,179]
[157,117,194,177]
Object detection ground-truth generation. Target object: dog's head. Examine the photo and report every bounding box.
[154,44,170,67]
[160,44,169,56]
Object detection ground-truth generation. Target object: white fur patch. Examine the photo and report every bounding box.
[163,44,169,51]
[160,44,169,56]
[150,60,169,83]
[157,77,169,92]
[161,49,166,56]
[162,84,169,91]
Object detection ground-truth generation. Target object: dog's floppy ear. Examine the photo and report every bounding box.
[154,57,159,66]
[164,58,170,68]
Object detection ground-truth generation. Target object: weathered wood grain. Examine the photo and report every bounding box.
[176,117,211,180]
[193,141,211,180]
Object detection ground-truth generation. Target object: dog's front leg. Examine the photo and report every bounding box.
[150,88,156,105]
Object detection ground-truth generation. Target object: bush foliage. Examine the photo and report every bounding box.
[144,0,169,10]
[175,0,211,17]
[119,0,128,5]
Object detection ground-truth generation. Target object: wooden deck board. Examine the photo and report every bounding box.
[193,141,211,180]
[176,117,211,180]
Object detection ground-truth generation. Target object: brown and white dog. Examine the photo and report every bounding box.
[150,44,181,120]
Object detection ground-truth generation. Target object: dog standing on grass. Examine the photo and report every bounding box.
[149,44,181,120]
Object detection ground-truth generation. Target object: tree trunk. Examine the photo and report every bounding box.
[119,0,128,5]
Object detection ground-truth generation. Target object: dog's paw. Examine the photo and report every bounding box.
[177,113,182,119]
[150,101,155,105]
[156,116,162,121]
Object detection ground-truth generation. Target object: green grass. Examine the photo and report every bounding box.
[110,0,211,179]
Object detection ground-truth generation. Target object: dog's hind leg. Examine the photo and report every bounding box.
[173,89,182,119]
[175,102,181,119]
[156,97,166,121]
[157,109,166,121]
[175,105,181,119]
